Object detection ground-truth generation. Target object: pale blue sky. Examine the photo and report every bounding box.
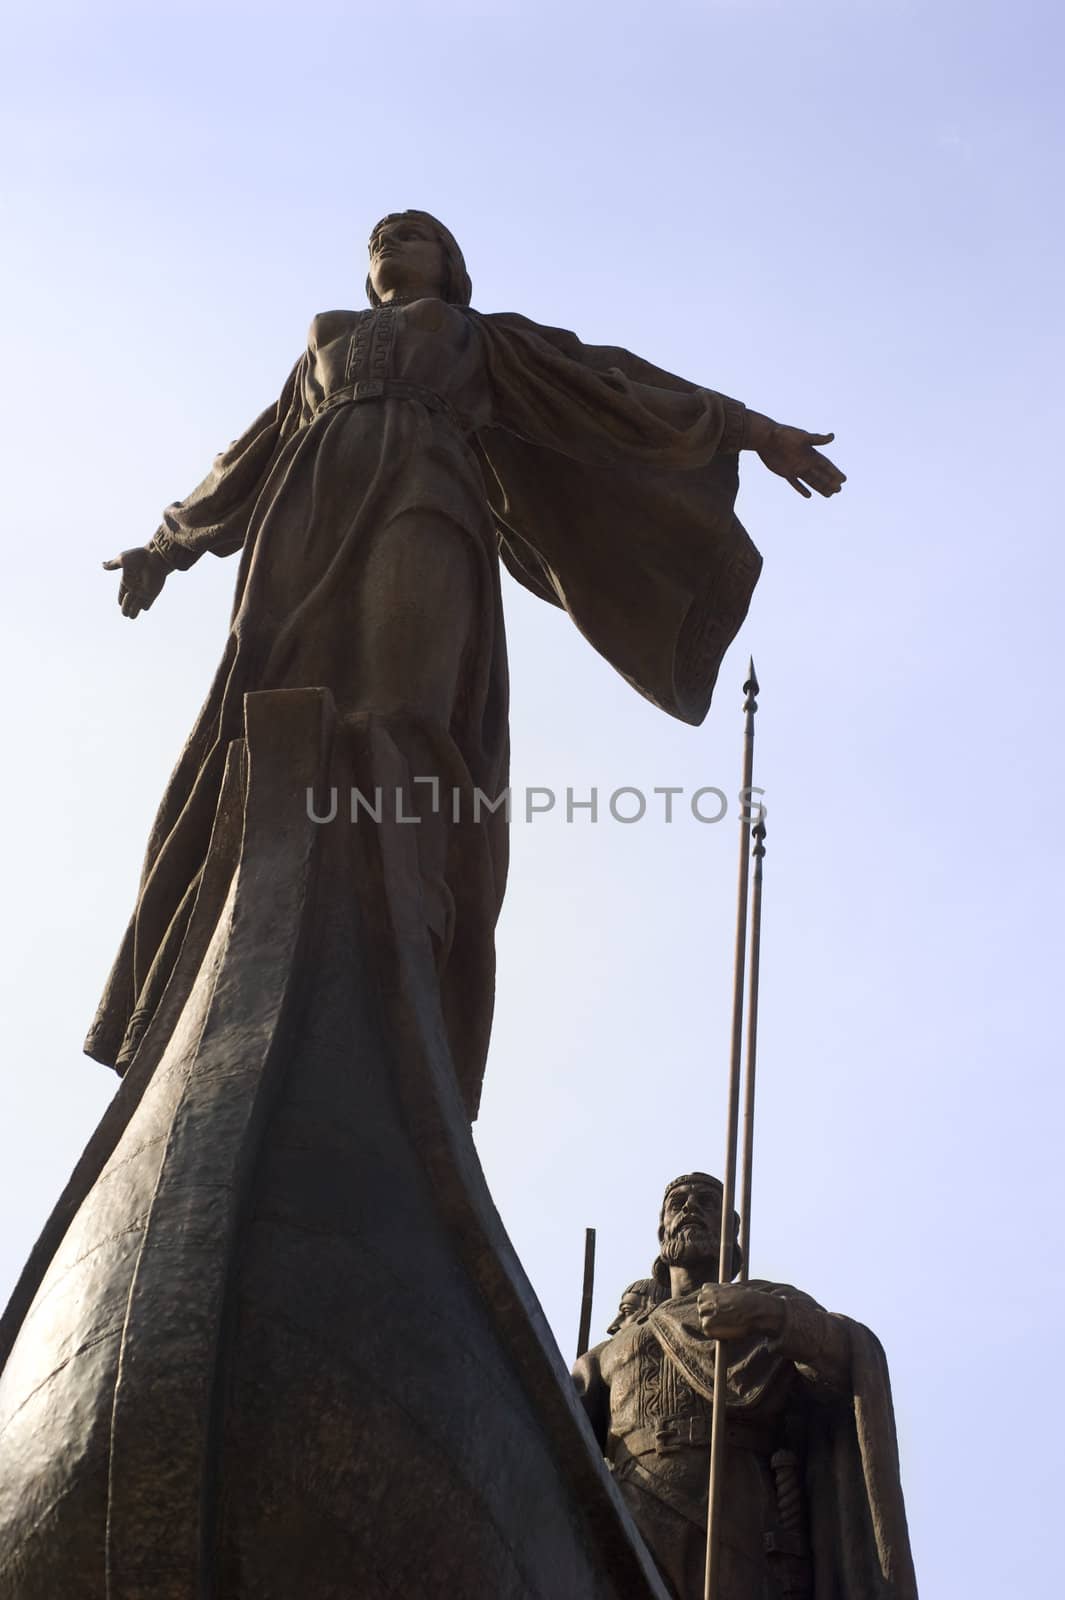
[2,1,1063,1591]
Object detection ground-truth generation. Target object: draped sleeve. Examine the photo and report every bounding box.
[149,354,308,571]
[470,311,761,726]
[476,310,747,468]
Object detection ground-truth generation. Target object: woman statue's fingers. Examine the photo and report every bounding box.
[102,557,123,570]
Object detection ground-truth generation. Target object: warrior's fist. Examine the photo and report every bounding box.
[103,546,169,619]
[697,1284,785,1342]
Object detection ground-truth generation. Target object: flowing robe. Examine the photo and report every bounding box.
[573,1287,918,1600]
[85,299,762,1115]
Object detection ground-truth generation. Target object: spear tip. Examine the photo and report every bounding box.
[743,657,760,710]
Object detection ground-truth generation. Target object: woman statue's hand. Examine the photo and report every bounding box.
[744,413,846,500]
[103,547,169,619]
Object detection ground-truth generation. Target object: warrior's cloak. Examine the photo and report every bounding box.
[575,1286,918,1600]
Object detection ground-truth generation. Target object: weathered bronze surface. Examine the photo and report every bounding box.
[1,215,849,1595]
[607,1279,668,1337]
[89,209,844,1119]
[573,1175,917,1600]
[0,692,674,1599]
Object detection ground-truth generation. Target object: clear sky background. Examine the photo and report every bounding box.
[2,1,1062,1592]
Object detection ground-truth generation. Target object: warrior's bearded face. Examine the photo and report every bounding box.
[659,1179,723,1270]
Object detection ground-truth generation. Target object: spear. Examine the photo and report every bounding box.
[704,660,759,1600]
[738,809,767,1282]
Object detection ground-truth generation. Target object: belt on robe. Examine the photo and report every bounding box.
[313,378,462,431]
[613,1416,778,1459]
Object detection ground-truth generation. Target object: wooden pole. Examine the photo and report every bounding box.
[576,1226,597,1359]
[704,661,758,1600]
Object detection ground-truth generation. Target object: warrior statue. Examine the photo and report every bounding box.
[90,209,845,1116]
[573,1173,917,1600]
[607,1279,667,1337]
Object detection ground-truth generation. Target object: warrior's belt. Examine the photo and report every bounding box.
[613,1415,777,1459]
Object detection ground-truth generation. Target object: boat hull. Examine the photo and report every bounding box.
[0,692,667,1600]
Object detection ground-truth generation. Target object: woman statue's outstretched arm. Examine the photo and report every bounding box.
[102,351,309,620]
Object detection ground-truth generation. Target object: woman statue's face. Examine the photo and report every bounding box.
[368,216,447,302]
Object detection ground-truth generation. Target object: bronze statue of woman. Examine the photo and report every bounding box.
[89,210,844,1116]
